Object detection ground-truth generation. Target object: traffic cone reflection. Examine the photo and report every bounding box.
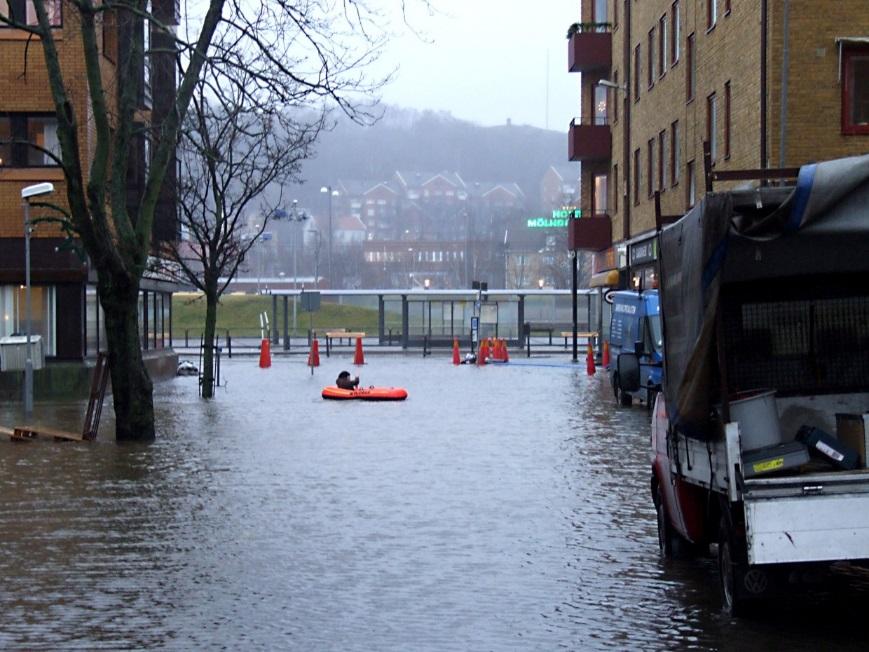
[259,338,271,368]
[308,339,320,367]
[354,337,365,365]
[452,338,461,365]
[602,340,610,367]
[586,342,596,375]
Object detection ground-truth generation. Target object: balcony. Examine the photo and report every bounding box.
[568,117,611,162]
[568,214,612,252]
[567,23,612,73]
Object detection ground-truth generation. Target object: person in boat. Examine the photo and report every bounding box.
[336,370,360,389]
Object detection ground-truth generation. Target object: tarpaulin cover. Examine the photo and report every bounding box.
[659,154,869,439]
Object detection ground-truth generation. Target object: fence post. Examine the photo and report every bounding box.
[525,323,531,358]
[185,329,189,347]
[226,330,232,358]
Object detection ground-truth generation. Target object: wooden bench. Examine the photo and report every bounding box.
[323,330,366,357]
[560,331,599,350]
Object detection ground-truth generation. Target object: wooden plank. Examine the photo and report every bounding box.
[14,425,85,442]
[0,425,16,440]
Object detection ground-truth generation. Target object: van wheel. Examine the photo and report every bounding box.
[655,484,691,559]
[618,388,633,407]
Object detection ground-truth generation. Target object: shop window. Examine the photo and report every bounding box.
[842,46,869,135]
[0,113,60,167]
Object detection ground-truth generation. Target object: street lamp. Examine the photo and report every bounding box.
[320,185,339,287]
[21,182,54,419]
[538,278,545,290]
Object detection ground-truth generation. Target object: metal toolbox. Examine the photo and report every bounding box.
[743,441,810,478]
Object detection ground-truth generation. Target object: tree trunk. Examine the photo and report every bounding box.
[201,291,218,398]
[100,278,155,441]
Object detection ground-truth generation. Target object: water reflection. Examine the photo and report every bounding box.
[1,357,869,649]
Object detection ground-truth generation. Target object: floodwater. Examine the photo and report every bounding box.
[2,355,869,650]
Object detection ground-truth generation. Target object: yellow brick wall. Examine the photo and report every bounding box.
[597,0,869,244]
[0,8,121,240]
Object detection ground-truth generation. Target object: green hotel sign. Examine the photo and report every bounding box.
[526,208,582,229]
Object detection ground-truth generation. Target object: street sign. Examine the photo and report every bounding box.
[604,289,617,304]
[470,316,479,343]
[300,291,321,312]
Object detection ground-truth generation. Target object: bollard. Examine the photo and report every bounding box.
[227,331,232,358]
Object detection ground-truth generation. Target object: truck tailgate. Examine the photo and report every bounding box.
[744,470,869,565]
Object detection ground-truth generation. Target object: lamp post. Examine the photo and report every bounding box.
[320,186,339,287]
[20,182,54,419]
[290,200,308,333]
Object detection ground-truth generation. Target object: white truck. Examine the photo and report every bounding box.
[617,154,869,615]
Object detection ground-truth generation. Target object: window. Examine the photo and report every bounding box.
[633,148,640,206]
[593,0,607,24]
[613,71,619,122]
[634,44,641,100]
[659,15,668,78]
[659,130,667,192]
[594,174,608,215]
[647,138,655,197]
[724,81,731,158]
[671,1,681,65]
[707,92,718,163]
[725,0,731,15]
[671,120,680,186]
[594,84,608,125]
[613,164,619,213]
[687,160,696,208]
[648,28,655,89]
[613,0,619,28]
[0,0,61,27]
[842,46,869,135]
[686,33,695,102]
[0,113,60,167]
[707,0,717,30]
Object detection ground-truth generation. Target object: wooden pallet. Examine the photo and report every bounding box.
[10,425,84,442]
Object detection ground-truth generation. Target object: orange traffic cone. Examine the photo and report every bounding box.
[308,339,320,367]
[354,337,365,365]
[602,340,610,368]
[477,339,489,366]
[492,338,502,361]
[452,338,461,365]
[586,341,596,375]
[502,340,510,363]
[259,338,271,368]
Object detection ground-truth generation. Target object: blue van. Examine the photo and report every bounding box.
[607,289,663,406]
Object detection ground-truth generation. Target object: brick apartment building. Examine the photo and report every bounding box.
[0,2,178,391]
[567,0,869,289]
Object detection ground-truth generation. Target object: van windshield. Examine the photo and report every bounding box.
[649,314,663,353]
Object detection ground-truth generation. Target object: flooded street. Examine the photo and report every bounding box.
[2,356,869,650]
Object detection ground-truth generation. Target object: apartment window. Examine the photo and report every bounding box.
[659,15,668,78]
[633,148,640,206]
[647,138,655,197]
[707,0,717,30]
[594,174,608,215]
[593,0,607,24]
[613,164,619,213]
[671,120,680,186]
[613,71,620,122]
[707,92,718,163]
[687,160,696,208]
[648,28,656,89]
[725,0,731,15]
[0,113,60,167]
[613,0,619,28]
[594,84,608,125]
[634,44,641,100]
[724,81,731,158]
[659,130,667,192]
[671,1,681,65]
[686,33,695,102]
[842,45,869,135]
[0,0,62,27]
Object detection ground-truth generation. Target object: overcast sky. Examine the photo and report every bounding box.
[376,1,581,131]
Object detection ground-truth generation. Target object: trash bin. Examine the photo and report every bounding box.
[0,335,44,371]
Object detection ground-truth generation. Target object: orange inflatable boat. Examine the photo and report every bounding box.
[322,386,408,401]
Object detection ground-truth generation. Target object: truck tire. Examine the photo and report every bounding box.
[655,484,691,559]
[718,517,752,617]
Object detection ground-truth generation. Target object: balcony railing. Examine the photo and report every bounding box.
[568,23,612,73]
[568,117,611,162]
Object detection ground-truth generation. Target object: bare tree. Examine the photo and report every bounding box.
[1,0,430,440]
[168,67,322,398]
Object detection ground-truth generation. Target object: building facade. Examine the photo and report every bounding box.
[568,0,869,288]
[0,2,179,384]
